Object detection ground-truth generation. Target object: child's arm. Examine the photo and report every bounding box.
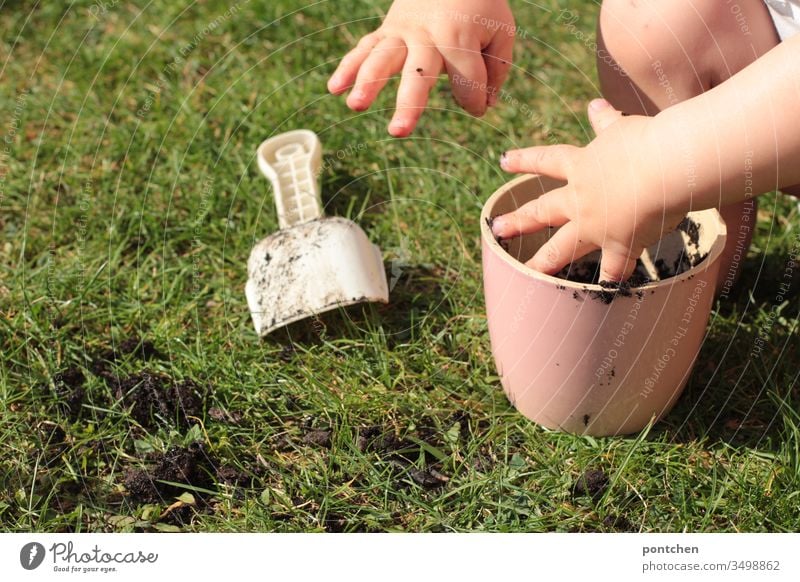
[328,0,515,137]
[492,35,800,282]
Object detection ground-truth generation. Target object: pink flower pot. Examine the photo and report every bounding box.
[481,174,727,436]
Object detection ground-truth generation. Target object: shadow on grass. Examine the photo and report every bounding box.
[653,362,800,452]
[321,170,388,226]
[258,263,452,348]
[651,249,800,451]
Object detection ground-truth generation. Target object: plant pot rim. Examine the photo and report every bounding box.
[481,173,728,291]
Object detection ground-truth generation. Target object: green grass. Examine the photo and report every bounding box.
[1,0,799,533]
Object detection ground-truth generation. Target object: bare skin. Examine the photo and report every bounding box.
[491,0,800,281]
[327,0,515,137]
[331,0,800,282]
[595,0,781,289]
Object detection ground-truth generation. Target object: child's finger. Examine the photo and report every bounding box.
[439,39,488,117]
[500,144,578,179]
[346,37,408,112]
[328,33,384,95]
[599,247,639,283]
[483,33,514,107]
[490,186,571,239]
[587,98,625,136]
[527,222,596,275]
[389,40,444,137]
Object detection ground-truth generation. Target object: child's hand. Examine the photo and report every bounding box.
[491,99,690,283]
[328,0,515,137]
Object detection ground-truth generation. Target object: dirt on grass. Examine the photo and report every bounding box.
[52,366,86,420]
[93,335,162,366]
[107,372,205,430]
[124,443,255,524]
[52,334,451,528]
[303,428,332,448]
[58,333,261,525]
[572,468,610,500]
[357,424,450,490]
[271,421,450,489]
[603,513,635,532]
[83,334,208,429]
[124,443,215,504]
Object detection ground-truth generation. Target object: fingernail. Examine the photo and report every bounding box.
[348,90,369,111]
[589,98,610,111]
[490,216,506,237]
[389,118,408,135]
[500,151,511,171]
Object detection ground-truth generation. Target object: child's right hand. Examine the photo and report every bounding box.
[491,99,690,283]
[327,0,515,137]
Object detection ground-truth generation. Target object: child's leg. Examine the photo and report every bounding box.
[596,0,780,294]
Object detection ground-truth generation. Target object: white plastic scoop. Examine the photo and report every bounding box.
[246,130,389,336]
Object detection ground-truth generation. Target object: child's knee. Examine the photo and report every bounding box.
[596,0,645,93]
[598,0,713,107]
[597,0,778,110]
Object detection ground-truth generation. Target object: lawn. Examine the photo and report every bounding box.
[1,0,799,533]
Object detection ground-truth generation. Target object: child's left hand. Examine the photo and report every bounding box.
[490,99,690,282]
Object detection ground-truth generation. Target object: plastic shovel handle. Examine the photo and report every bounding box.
[256,130,324,229]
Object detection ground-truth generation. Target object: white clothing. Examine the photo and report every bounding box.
[764,0,800,40]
